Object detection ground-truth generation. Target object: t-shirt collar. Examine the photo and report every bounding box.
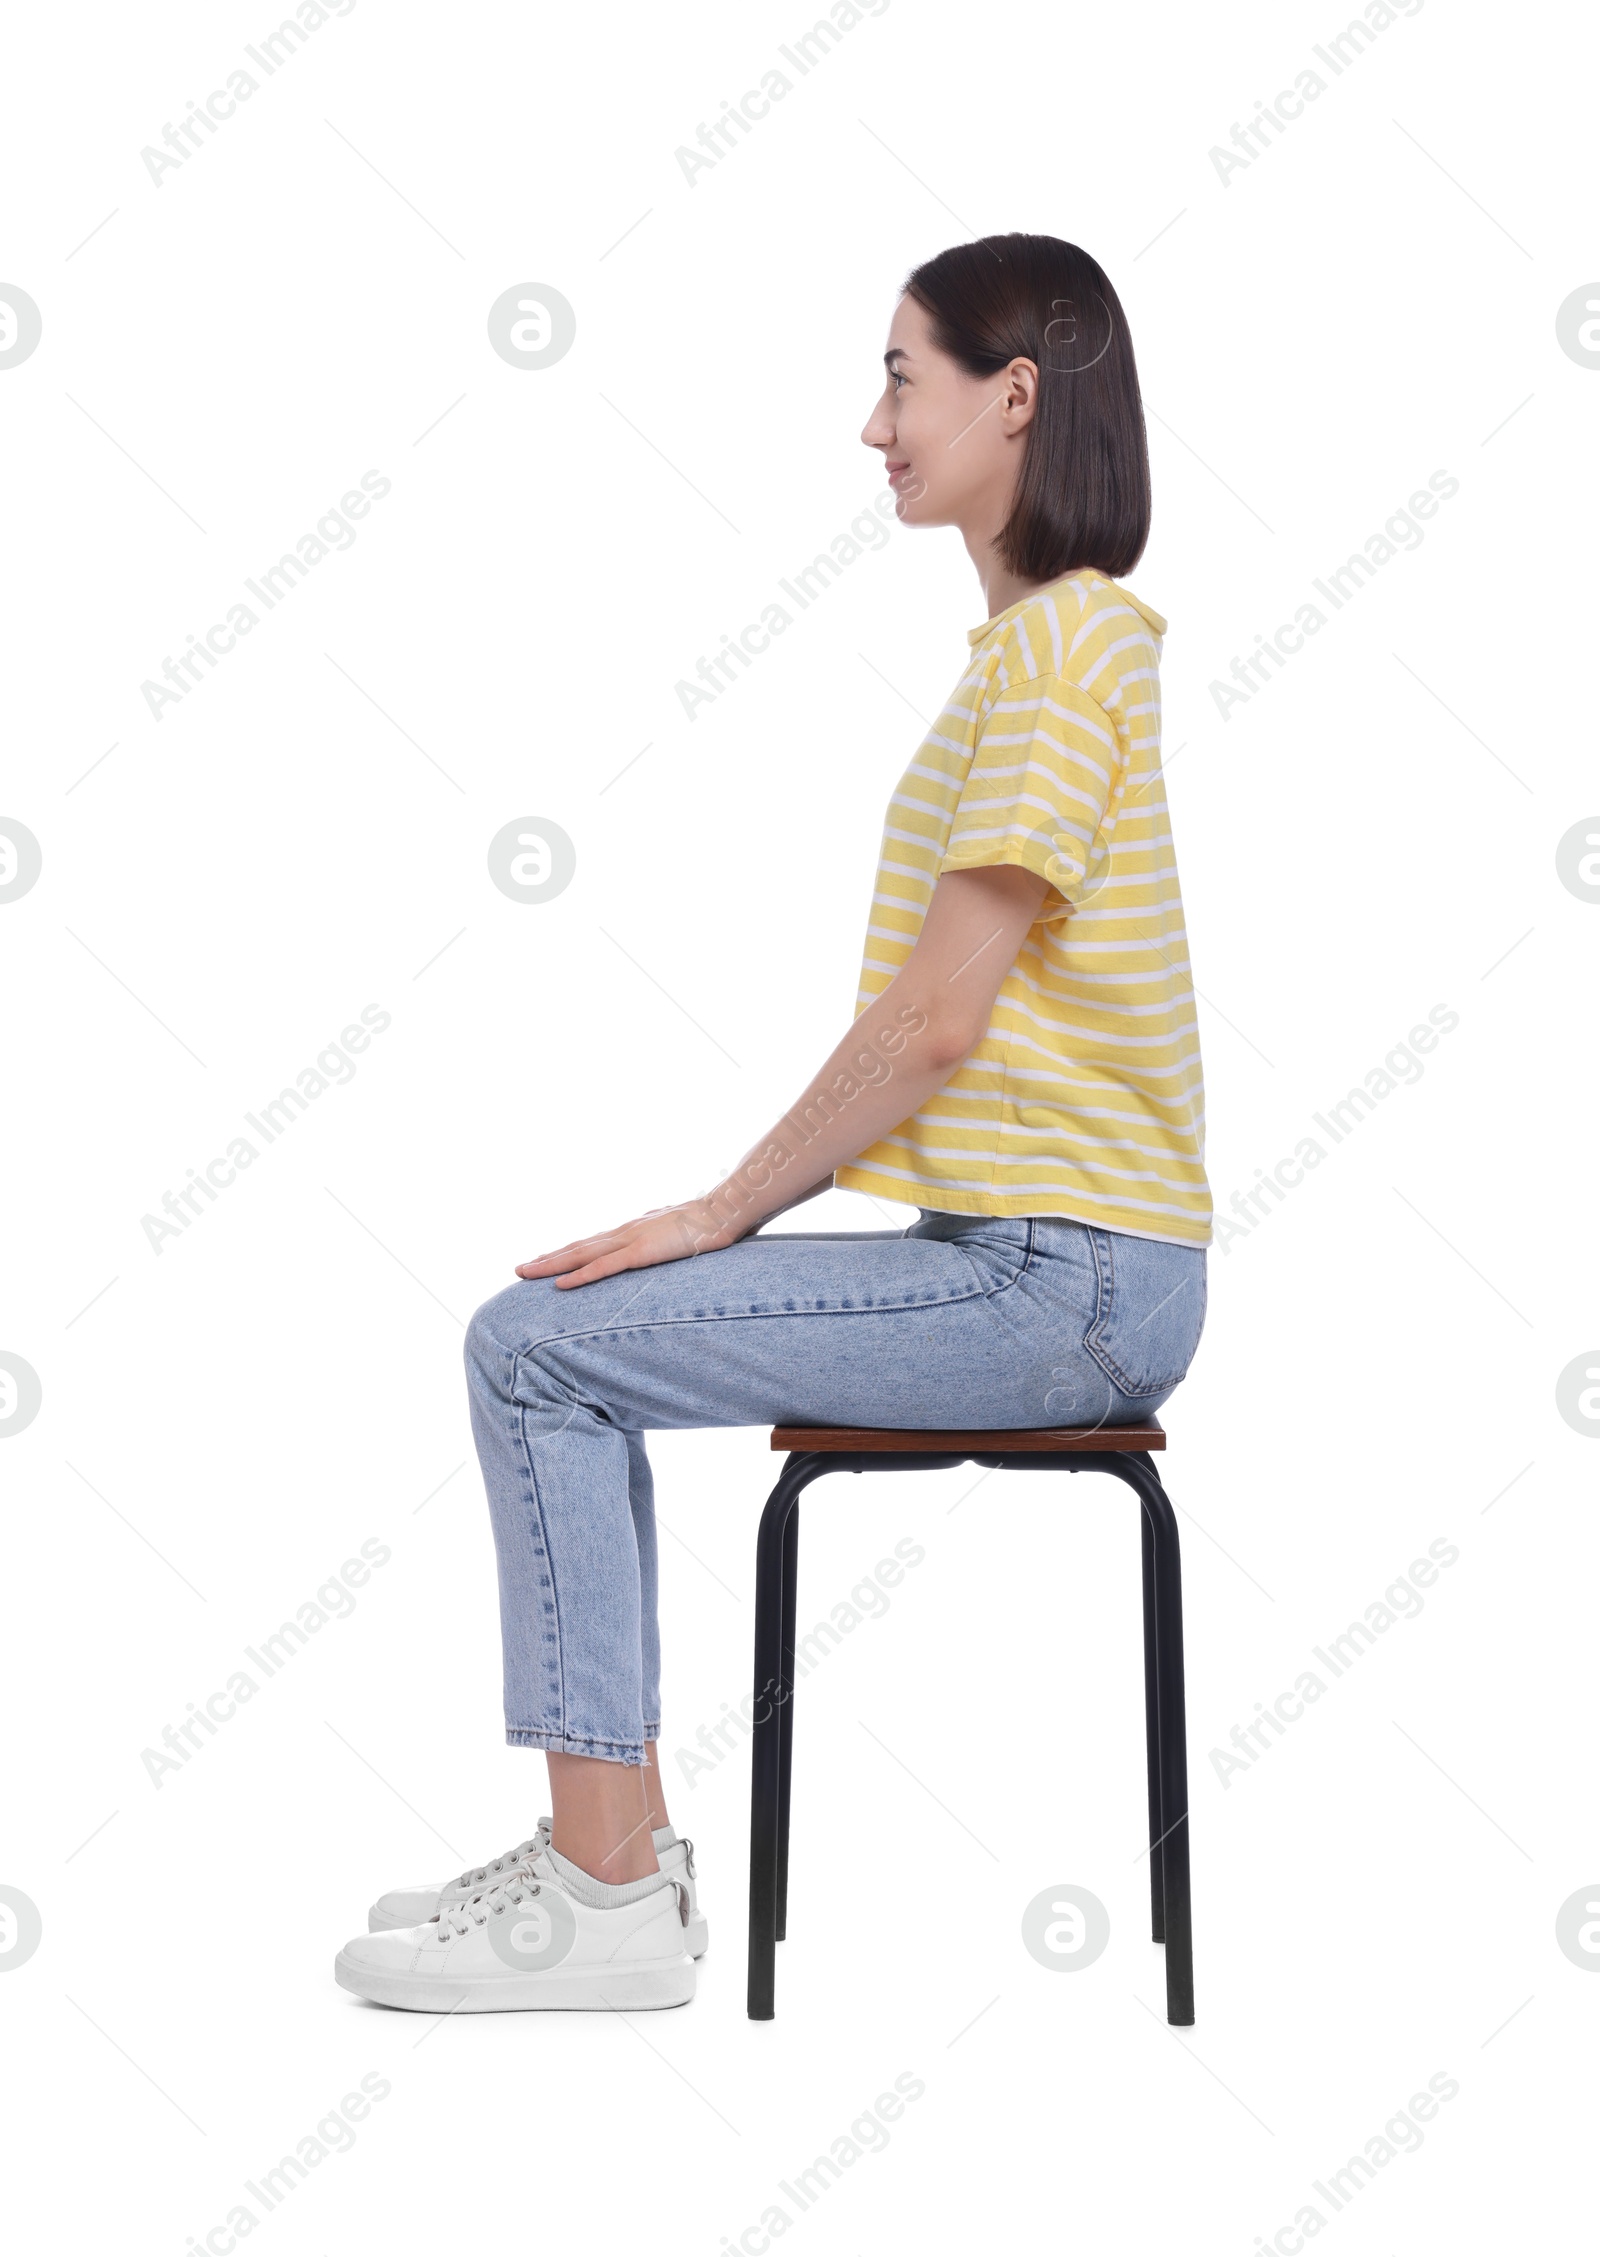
[967,566,1167,646]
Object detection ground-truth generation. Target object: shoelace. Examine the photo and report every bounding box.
[446,1830,548,1894]
[435,1857,544,1940]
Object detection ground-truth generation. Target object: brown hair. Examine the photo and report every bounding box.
[902,233,1151,582]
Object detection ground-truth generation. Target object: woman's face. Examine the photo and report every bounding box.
[861,293,1037,530]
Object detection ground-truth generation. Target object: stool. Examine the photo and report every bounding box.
[745,1421,1193,2024]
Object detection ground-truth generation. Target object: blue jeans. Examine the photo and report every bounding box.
[463,1210,1207,1765]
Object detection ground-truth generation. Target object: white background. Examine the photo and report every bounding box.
[2,0,1596,2249]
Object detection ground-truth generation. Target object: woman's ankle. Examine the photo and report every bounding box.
[548,1824,660,1884]
[545,1748,662,1882]
[543,1814,654,1886]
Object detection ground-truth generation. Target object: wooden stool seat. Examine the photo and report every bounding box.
[771,1420,1164,1453]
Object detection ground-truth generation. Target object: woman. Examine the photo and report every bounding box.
[335,232,1212,2013]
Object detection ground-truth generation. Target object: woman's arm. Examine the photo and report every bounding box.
[518,861,1052,1287]
[743,1170,834,1229]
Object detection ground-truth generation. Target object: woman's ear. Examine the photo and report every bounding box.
[1001,355,1040,433]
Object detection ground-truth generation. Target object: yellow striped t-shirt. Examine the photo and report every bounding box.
[834,567,1212,1247]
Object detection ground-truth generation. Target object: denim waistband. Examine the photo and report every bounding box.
[912,1207,1053,1239]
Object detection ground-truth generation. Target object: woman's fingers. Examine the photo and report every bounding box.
[542,1220,688,1288]
[513,1205,710,1287]
[549,1236,651,1288]
[553,1253,633,1290]
[515,1224,634,1276]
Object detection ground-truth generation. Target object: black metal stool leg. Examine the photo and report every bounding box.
[749,1448,965,2021]
[775,1497,799,1942]
[983,1446,1194,2022]
[748,1454,823,2020]
[1122,1454,1193,2025]
[1140,1505,1165,1944]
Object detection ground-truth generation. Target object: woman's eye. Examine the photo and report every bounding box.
[891,371,906,391]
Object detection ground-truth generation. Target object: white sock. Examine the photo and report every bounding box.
[546,1846,671,1908]
[652,1825,678,1850]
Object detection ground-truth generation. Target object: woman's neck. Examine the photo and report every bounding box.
[965,526,1056,623]
[975,560,1051,620]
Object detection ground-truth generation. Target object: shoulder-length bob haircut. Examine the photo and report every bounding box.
[902,232,1151,583]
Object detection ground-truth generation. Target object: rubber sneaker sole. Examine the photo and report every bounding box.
[366,1900,710,1958]
[334,1948,695,2013]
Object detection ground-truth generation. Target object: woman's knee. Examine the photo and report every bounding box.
[463,1277,561,1390]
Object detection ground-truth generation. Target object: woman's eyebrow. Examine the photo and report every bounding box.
[884,346,912,367]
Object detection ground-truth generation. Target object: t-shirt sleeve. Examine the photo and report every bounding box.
[937,672,1122,919]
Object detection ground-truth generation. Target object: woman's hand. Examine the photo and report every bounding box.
[515,1199,743,1289]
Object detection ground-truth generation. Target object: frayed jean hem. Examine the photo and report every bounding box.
[505,1725,656,1765]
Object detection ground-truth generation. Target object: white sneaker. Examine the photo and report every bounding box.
[336,1847,695,2014]
[368,1820,709,1958]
